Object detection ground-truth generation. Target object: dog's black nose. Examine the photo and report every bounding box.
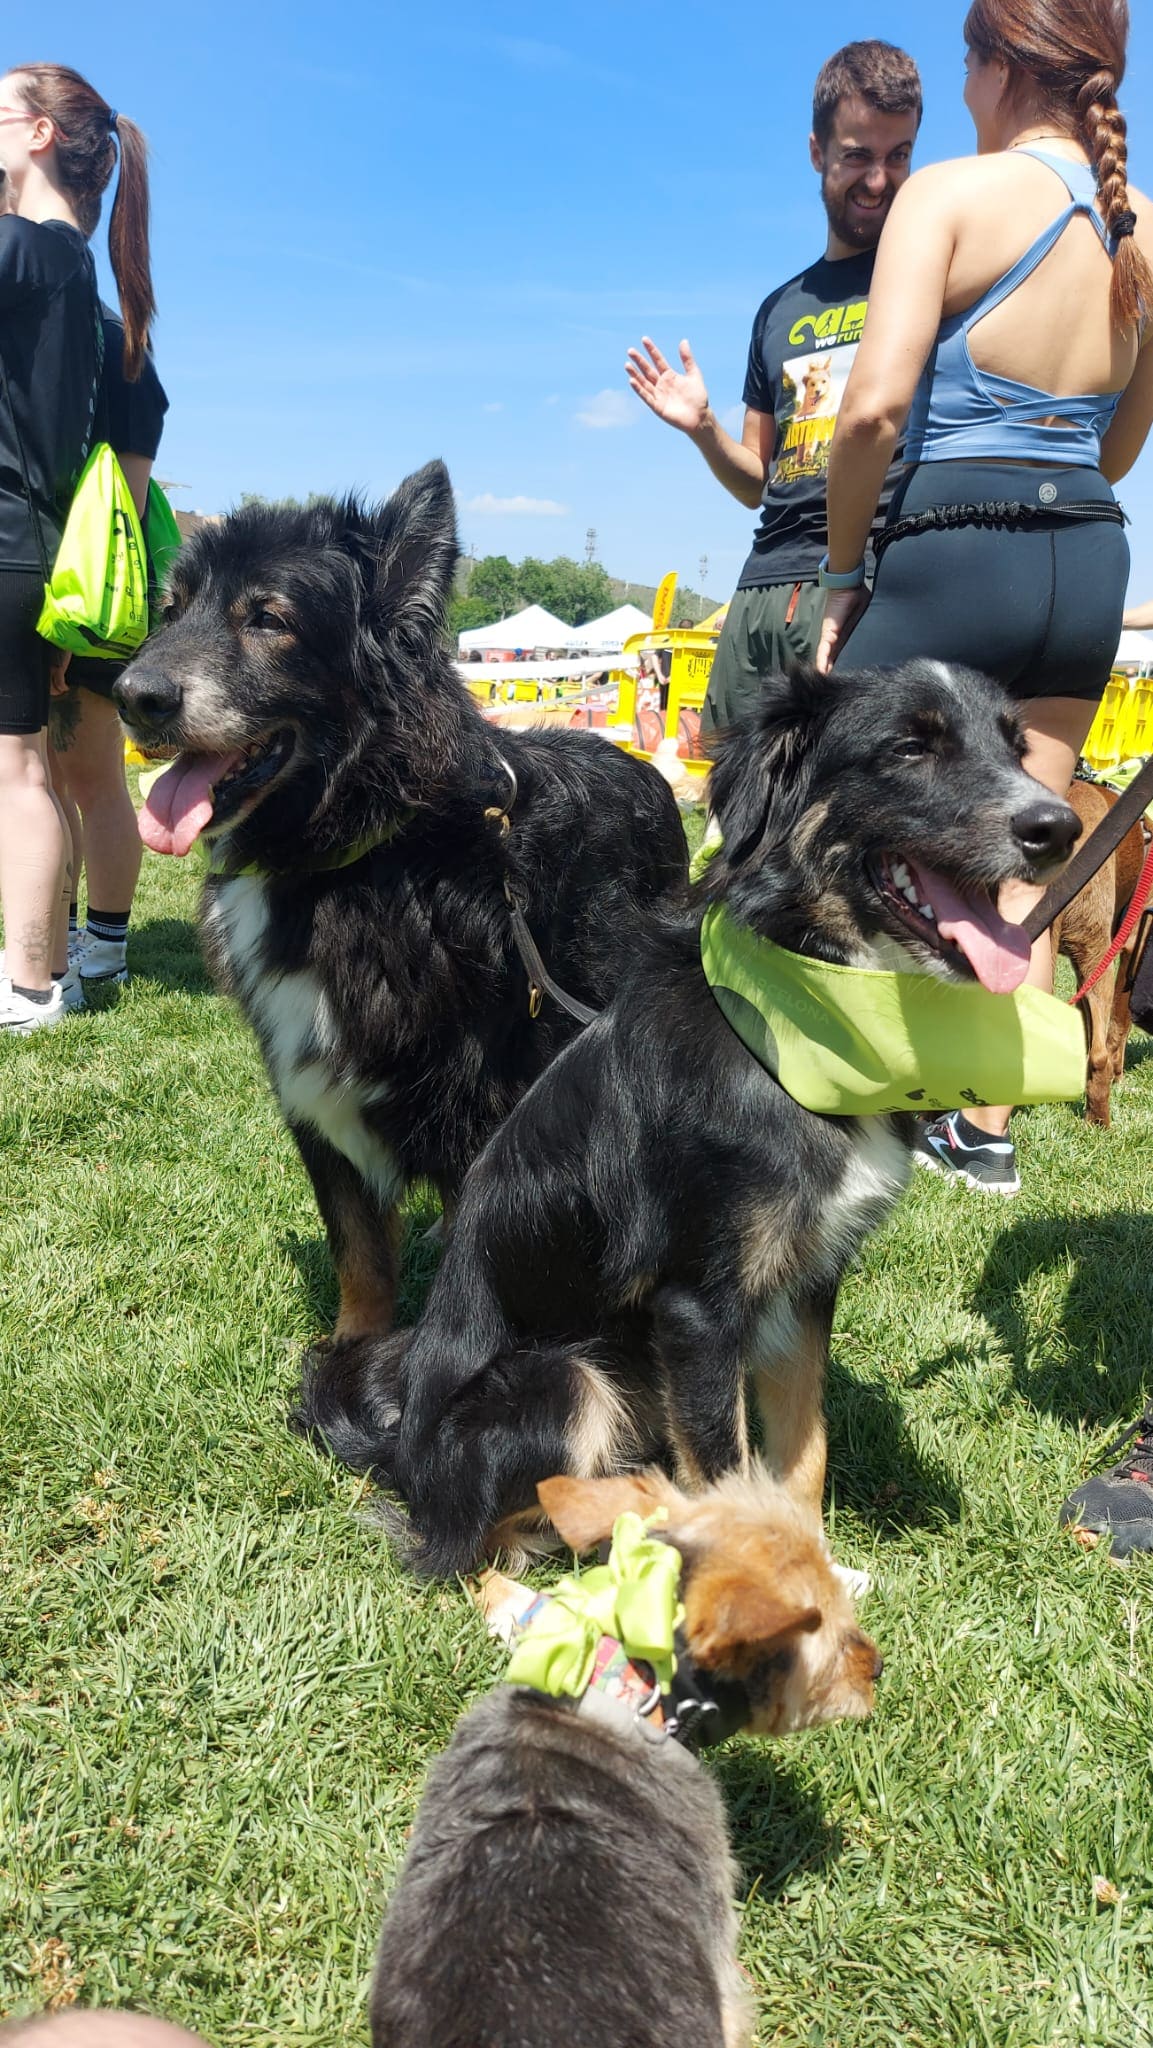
[1010,798,1081,863]
[114,667,184,730]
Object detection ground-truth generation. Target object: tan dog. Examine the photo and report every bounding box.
[796,357,833,418]
[369,1469,880,2048]
[1055,780,1147,1127]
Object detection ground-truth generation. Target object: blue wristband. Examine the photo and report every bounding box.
[817,553,866,591]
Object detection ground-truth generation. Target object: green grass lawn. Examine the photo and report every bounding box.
[2,814,1152,2047]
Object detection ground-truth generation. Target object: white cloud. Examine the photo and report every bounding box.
[481,401,504,413]
[576,388,635,430]
[465,493,569,517]
[721,403,745,435]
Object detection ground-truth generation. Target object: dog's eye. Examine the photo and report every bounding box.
[249,607,291,634]
[892,736,931,760]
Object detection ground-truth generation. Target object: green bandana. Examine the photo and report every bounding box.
[700,903,1086,1117]
[505,1511,684,1697]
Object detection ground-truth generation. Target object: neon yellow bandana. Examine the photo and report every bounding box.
[505,1511,684,1697]
[700,903,1086,1117]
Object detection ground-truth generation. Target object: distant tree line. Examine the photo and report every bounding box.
[450,555,617,637]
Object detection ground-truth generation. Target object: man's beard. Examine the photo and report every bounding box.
[821,171,893,250]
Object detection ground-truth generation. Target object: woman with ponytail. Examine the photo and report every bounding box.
[0,62,153,1032]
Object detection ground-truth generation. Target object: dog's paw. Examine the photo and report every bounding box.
[831,1562,873,1601]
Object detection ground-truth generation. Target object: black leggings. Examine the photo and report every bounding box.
[846,462,1129,702]
[0,568,51,734]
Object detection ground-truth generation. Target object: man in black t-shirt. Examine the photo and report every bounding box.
[626,41,922,732]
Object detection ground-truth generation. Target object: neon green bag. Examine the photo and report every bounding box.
[37,443,182,660]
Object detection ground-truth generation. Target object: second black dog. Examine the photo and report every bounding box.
[298,659,1081,1575]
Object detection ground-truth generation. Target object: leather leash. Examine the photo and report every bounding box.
[485,757,600,1028]
[1022,755,1153,943]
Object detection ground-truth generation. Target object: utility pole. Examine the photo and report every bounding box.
[698,555,709,621]
[585,526,598,566]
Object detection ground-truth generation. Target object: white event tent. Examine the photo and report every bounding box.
[458,604,582,653]
[572,603,653,652]
[1113,628,1153,670]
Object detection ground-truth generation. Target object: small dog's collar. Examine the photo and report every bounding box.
[205,812,413,879]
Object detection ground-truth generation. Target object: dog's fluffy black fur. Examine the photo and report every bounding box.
[115,462,686,1349]
[297,658,1081,1576]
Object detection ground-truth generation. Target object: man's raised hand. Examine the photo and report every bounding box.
[625,337,709,435]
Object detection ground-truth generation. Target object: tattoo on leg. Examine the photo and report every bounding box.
[48,687,81,752]
[16,916,54,973]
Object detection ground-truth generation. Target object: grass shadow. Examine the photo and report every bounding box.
[825,1355,963,1532]
[129,916,213,996]
[715,1745,844,1899]
[966,1211,1151,1429]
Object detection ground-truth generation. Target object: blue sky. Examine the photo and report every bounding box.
[49,0,1153,601]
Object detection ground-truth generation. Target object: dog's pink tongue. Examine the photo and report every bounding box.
[138,750,244,857]
[908,861,1033,994]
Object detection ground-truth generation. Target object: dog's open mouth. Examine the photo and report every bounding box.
[138,731,296,857]
[871,854,1032,994]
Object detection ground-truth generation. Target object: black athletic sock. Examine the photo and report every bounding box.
[11,984,54,1006]
[85,909,130,944]
[68,901,80,936]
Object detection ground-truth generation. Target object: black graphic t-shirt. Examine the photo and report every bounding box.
[738,250,897,589]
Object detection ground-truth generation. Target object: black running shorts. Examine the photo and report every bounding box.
[845,462,1129,703]
[0,568,52,734]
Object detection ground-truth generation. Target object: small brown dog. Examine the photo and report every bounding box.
[1055,780,1147,1127]
[368,1469,880,2048]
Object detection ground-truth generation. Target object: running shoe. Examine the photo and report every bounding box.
[1059,1405,1153,1561]
[913,1109,1020,1194]
[78,935,129,992]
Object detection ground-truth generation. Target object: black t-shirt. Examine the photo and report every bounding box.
[96,303,169,459]
[0,216,101,570]
[737,250,898,589]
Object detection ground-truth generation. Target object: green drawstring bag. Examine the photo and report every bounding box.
[37,443,182,660]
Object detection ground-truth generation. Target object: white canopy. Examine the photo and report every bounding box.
[571,603,653,651]
[1114,628,1153,668]
[458,603,580,652]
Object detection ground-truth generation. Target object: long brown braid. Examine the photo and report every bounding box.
[1079,80,1152,327]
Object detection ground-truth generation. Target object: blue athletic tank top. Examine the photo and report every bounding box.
[904,147,1126,467]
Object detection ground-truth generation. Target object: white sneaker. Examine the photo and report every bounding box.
[78,935,129,988]
[0,977,66,1034]
[59,966,86,1012]
[68,925,88,967]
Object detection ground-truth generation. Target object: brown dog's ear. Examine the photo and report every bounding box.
[682,1563,821,1673]
[537,1472,673,1553]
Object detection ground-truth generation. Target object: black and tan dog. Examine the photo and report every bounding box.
[115,463,686,1351]
[299,658,1081,1573]
[369,1468,881,2048]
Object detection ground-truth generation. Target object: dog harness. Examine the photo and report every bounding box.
[699,902,1086,1117]
[500,1513,746,1749]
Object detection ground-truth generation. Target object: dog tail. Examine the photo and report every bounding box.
[291,1331,411,1479]
[397,1347,643,1579]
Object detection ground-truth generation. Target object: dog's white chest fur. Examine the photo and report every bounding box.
[207,875,401,1203]
[813,1117,911,1277]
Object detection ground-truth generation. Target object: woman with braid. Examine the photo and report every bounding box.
[0,64,154,1032]
[817,0,1153,1560]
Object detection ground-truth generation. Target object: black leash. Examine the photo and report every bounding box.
[485,757,600,1028]
[872,495,1127,565]
[1023,755,1153,943]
